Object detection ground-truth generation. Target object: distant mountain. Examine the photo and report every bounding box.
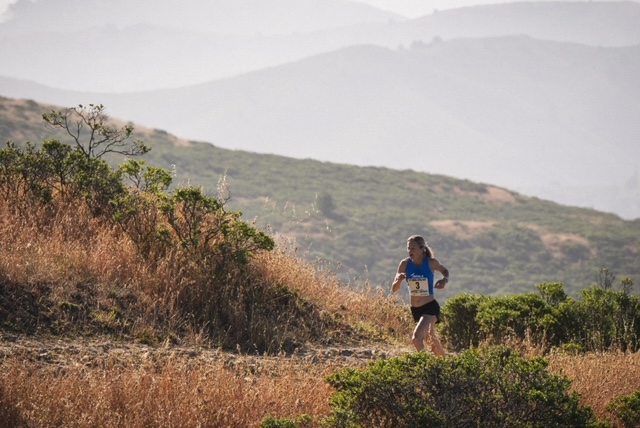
[0,0,402,36]
[1,2,639,91]
[405,1,640,47]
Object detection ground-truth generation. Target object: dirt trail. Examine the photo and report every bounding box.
[0,333,413,371]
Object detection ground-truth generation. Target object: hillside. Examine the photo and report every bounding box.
[0,0,402,91]
[2,96,640,427]
[2,96,639,300]
[3,35,639,218]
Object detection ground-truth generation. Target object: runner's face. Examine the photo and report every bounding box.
[407,242,423,260]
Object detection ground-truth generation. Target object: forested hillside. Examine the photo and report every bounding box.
[2,97,639,300]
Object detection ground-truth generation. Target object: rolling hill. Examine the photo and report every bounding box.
[405,1,640,47]
[2,34,639,218]
[2,96,639,301]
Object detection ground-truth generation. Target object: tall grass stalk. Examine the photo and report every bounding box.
[0,350,342,428]
[547,351,640,425]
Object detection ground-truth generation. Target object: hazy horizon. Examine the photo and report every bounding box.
[355,0,640,18]
[2,0,638,21]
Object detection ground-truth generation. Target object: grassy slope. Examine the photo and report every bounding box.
[2,96,639,301]
[2,97,640,427]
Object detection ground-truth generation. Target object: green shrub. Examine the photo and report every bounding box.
[607,390,640,428]
[537,282,568,306]
[560,342,586,355]
[476,293,553,345]
[261,414,313,428]
[325,346,599,428]
[439,280,640,353]
[439,293,485,351]
[0,139,125,215]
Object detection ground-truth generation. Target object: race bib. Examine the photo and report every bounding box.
[408,278,431,296]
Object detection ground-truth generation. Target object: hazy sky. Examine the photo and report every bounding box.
[1,0,637,20]
[354,0,638,18]
[0,0,16,19]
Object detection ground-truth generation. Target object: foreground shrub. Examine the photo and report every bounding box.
[607,390,640,428]
[261,414,314,428]
[324,346,600,428]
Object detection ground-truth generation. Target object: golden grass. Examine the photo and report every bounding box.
[1,184,637,427]
[0,185,413,427]
[0,342,347,428]
[2,341,637,427]
[547,351,640,425]
[253,241,413,344]
[0,184,415,350]
[0,202,171,336]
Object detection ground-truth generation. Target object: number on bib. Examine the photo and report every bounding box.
[408,279,431,296]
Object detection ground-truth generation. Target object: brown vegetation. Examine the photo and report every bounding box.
[548,351,640,425]
[0,193,411,347]
[0,337,392,428]
[2,336,639,427]
[0,188,414,426]
[0,143,638,427]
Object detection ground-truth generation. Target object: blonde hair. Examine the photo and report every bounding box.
[407,235,434,258]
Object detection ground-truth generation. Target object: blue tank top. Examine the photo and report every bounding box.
[406,257,435,296]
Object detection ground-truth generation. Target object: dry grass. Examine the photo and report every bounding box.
[0,205,409,426]
[501,336,640,426]
[253,241,413,345]
[0,201,175,338]
[0,340,350,428]
[0,192,414,351]
[2,183,637,427]
[548,351,640,426]
[0,191,415,426]
[1,339,637,427]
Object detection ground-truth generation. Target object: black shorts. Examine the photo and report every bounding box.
[410,300,441,324]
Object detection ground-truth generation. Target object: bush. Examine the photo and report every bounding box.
[439,281,640,354]
[607,390,640,428]
[0,139,125,216]
[261,414,313,428]
[475,293,554,345]
[0,106,286,352]
[439,293,485,351]
[325,346,600,428]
